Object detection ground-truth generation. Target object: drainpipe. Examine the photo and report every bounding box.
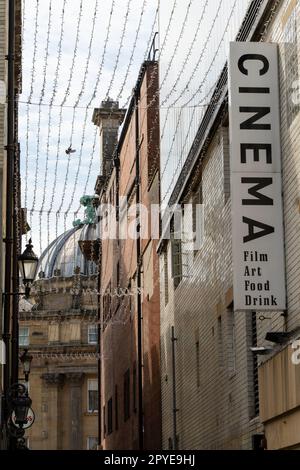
[171,326,178,450]
[3,0,16,419]
[135,88,144,450]
[11,142,20,385]
[97,241,102,448]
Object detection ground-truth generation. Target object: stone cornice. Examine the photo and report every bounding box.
[65,372,85,385]
[19,309,97,321]
[41,373,65,386]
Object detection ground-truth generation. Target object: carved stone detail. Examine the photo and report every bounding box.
[65,372,84,385]
[42,373,65,386]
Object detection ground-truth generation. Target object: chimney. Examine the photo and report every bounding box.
[92,99,126,179]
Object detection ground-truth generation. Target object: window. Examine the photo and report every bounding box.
[19,327,29,346]
[87,436,98,450]
[171,237,182,289]
[124,369,130,422]
[70,322,81,343]
[103,282,112,328]
[170,214,183,289]
[163,251,169,306]
[88,325,98,345]
[107,397,113,435]
[222,126,231,203]
[192,183,203,253]
[115,385,119,431]
[87,379,98,413]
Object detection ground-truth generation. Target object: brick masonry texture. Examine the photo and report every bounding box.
[100,63,162,450]
[160,0,300,450]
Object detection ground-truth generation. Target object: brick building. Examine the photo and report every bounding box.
[158,0,300,450]
[94,61,161,450]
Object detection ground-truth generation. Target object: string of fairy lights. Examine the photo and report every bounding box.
[17,0,275,360]
[22,0,227,296]
[66,0,133,219]
[24,0,40,223]
[161,0,240,205]
[75,0,154,213]
[55,0,99,226]
[39,0,67,254]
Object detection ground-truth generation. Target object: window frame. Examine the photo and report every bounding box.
[192,183,204,254]
[87,436,98,450]
[87,378,98,413]
[19,327,29,346]
[163,250,169,306]
[88,324,98,345]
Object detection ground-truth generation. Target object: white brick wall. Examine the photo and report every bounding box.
[160,0,300,450]
[160,128,263,450]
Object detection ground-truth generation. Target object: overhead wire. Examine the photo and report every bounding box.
[74,0,149,217]
[161,0,239,205]
[25,0,40,231]
[55,0,100,224]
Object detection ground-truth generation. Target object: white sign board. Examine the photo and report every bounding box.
[229,42,286,311]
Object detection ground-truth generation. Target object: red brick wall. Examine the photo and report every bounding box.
[100,62,161,450]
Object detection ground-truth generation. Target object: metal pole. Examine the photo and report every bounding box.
[171,326,178,450]
[135,88,144,450]
[3,0,16,421]
[12,140,20,385]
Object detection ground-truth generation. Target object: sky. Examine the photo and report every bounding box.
[20,0,158,255]
[159,0,251,205]
[19,0,252,256]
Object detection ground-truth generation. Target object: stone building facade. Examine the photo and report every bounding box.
[159,0,300,450]
[94,61,161,450]
[19,224,99,450]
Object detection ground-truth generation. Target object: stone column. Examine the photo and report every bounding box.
[42,373,65,450]
[66,373,84,450]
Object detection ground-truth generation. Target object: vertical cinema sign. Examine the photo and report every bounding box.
[229,42,286,311]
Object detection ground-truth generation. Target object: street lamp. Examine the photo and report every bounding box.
[18,238,39,297]
[7,349,34,449]
[11,384,32,426]
[7,383,34,450]
[20,349,33,382]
